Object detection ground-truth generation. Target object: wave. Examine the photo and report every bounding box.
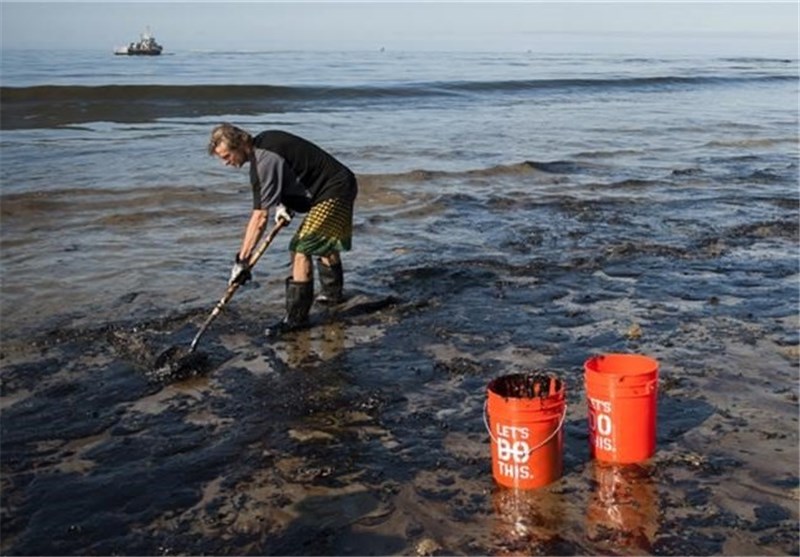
[1,155,793,219]
[357,160,592,189]
[2,72,795,129]
[0,160,590,218]
[704,137,798,149]
[0,184,235,221]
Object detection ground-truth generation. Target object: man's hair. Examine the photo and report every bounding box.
[208,123,252,155]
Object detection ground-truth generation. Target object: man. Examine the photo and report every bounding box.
[208,123,357,336]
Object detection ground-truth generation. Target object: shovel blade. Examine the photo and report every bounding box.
[149,344,208,383]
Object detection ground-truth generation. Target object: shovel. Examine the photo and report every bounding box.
[152,218,288,378]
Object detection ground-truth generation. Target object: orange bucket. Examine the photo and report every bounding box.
[584,354,658,463]
[485,373,566,489]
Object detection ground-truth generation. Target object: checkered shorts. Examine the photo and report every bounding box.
[289,196,354,255]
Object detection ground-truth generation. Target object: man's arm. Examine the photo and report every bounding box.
[238,209,268,265]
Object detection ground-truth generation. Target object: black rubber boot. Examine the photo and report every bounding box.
[265,278,314,337]
[316,261,344,305]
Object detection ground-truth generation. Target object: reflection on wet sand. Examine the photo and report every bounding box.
[586,462,659,554]
[489,461,659,555]
[492,487,566,555]
[281,321,347,369]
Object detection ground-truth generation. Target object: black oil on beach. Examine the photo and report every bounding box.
[1,49,798,555]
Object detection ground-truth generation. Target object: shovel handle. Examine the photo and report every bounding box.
[249,217,288,268]
[189,218,288,352]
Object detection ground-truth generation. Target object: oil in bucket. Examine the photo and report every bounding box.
[584,353,659,464]
[485,373,566,489]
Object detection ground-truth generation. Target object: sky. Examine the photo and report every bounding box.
[0,1,798,55]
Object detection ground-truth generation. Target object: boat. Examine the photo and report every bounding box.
[114,28,163,56]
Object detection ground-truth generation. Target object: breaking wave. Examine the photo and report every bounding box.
[2,72,795,129]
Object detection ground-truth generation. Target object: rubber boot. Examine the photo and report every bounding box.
[265,278,314,337]
[316,261,344,305]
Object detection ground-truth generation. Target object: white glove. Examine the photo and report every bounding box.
[228,254,252,286]
[275,204,294,224]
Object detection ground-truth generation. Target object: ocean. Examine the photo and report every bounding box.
[1,49,797,337]
[1,48,798,555]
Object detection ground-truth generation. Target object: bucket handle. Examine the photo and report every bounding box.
[483,400,567,456]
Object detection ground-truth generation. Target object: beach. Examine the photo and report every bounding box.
[0,48,798,555]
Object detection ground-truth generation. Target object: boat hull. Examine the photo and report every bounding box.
[114,50,162,56]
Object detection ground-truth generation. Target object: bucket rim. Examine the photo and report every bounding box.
[584,353,659,378]
[487,371,566,400]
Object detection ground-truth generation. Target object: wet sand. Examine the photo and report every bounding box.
[1,199,798,555]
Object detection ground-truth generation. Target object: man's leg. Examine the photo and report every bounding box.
[292,252,313,282]
[271,194,353,334]
[319,252,340,267]
[265,252,314,337]
[317,252,344,304]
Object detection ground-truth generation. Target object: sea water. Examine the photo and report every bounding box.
[0,48,797,338]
